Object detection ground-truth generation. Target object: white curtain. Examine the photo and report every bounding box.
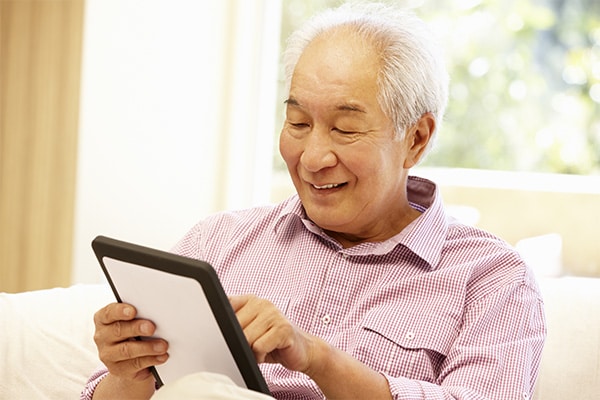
[71,0,282,284]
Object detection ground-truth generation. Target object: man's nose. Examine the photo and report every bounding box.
[299,127,337,172]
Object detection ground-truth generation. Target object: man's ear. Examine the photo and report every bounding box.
[404,112,436,169]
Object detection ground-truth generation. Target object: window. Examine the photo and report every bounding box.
[274,0,600,175]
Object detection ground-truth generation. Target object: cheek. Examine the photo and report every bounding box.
[351,147,401,186]
[346,147,383,175]
[279,131,301,166]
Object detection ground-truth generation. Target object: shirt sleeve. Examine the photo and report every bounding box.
[80,366,109,400]
[385,279,546,400]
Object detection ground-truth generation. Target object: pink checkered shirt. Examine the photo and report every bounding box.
[81,176,546,400]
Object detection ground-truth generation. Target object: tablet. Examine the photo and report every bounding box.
[91,235,271,395]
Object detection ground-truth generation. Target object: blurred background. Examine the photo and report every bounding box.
[1,0,599,293]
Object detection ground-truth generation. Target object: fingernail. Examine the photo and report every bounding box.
[140,321,152,335]
[156,354,168,362]
[153,342,166,352]
[123,307,133,317]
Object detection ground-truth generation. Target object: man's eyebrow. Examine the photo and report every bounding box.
[336,103,367,113]
[284,97,300,106]
[284,98,367,113]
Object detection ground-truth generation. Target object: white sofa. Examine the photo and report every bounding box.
[1,277,599,399]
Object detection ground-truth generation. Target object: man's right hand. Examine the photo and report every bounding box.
[91,303,169,399]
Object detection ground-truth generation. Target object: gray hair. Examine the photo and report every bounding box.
[282,2,449,155]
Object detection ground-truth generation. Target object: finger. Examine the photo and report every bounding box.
[108,351,170,379]
[248,319,294,357]
[94,303,137,325]
[236,297,282,333]
[234,295,281,330]
[94,318,157,346]
[100,337,169,365]
[229,294,252,312]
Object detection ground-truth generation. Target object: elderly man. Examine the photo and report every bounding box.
[82,3,546,400]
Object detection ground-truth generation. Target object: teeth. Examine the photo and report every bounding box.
[313,183,341,189]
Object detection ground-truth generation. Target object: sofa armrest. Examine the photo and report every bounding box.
[0,284,113,399]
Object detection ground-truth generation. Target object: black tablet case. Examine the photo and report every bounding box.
[91,235,270,395]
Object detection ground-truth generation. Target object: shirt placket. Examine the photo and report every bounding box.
[311,250,352,339]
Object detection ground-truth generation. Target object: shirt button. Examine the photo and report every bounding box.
[340,253,349,259]
[405,331,415,341]
[522,393,529,399]
[322,315,331,325]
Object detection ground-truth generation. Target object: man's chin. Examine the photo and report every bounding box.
[304,207,347,230]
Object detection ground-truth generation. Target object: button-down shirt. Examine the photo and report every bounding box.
[82,176,546,400]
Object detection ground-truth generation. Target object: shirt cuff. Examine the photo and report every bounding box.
[80,366,109,400]
[383,372,447,399]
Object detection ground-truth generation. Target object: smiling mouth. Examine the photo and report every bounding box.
[312,183,346,190]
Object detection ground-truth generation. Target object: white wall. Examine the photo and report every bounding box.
[72,0,281,284]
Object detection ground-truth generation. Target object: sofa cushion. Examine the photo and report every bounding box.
[1,278,598,399]
[534,277,600,399]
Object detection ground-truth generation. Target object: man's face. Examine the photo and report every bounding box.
[279,29,419,245]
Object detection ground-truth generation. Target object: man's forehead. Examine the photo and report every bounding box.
[297,27,379,68]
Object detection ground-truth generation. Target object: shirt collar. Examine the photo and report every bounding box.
[400,176,448,269]
[273,176,449,269]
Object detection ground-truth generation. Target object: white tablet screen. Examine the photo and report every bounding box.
[103,257,246,387]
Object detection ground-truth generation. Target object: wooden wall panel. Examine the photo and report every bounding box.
[0,0,84,292]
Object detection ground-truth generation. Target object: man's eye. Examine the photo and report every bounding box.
[333,128,355,134]
[290,122,309,128]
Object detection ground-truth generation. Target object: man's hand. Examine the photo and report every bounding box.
[91,303,169,399]
[229,295,392,400]
[229,295,317,374]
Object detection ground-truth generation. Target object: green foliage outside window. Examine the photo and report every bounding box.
[274,0,600,175]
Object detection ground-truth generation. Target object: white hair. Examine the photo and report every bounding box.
[282,2,449,155]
